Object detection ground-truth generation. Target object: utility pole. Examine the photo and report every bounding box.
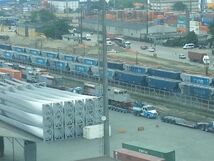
[146,0,149,37]
[79,7,83,44]
[101,0,110,157]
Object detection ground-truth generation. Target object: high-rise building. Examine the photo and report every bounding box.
[148,0,200,12]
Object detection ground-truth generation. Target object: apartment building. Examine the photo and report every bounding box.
[148,0,200,12]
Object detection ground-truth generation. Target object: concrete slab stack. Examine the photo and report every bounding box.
[0,79,104,142]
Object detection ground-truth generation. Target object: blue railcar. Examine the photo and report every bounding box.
[41,51,58,59]
[114,71,147,86]
[14,52,30,62]
[107,70,115,80]
[63,55,76,62]
[181,73,212,86]
[25,48,41,56]
[74,64,91,75]
[107,62,124,70]
[179,83,214,99]
[2,51,13,60]
[0,44,12,50]
[31,56,47,67]
[77,57,98,66]
[12,46,25,53]
[147,68,181,80]
[147,76,181,92]
[125,65,147,74]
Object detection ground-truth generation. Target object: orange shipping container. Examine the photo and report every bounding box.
[0,68,22,80]
[200,25,209,32]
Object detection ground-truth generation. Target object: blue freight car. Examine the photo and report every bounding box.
[13,52,30,62]
[74,64,92,75]
[125,64,147,74]
[114,71,147,86]
[77,57,98,66]
[11,46,25,53]
[181,73,213,86]
[147,76,181,92]
[31,56,47,67]
[107,61,124,70]
[147,68,181,80]
[49,60,69,71]
[179,82,214,99]
[61,54,76,62]
[25,48,41,56]
[0,44,12,50]
[41,51,58,59]
[2,50,13,60]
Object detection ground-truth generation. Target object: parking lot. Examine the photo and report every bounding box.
[2,111,214,161]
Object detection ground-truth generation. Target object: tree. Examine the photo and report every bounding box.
[185,31,198,45]
[208,22,214,47]
[173,2,187,11]
[30,9,70,39]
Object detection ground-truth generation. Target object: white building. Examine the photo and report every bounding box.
[48,0,79,13]
[148,0,200,12]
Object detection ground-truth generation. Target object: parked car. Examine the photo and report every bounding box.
[183,43,194,49]
[148,47,155,52]
[179,53,186,59]
[140,45,148,50]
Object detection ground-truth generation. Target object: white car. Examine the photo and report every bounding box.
[183,43,194,49]
[179,54,186,59]
[148,47,155,52]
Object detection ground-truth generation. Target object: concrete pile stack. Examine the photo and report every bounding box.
[0,79,103,142]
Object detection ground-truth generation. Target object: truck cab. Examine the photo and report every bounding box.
[133,104,158,119]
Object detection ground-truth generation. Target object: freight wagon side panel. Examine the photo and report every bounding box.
[31,57,47,66]
[3,51,13,60]
[63,55,76,62]
[107,62,124,70]
[147,68,181,80]
[180,83,213,99]
[147,76,180,92]
[0,44,12,50]
[114,71,146,86]
[12,46,25,53]
[126,65,147,74]
[181,73,213,86]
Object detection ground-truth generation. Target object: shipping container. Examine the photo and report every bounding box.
[188,51,207,63]
[122,143,175,161]
[147,68,181,80]
[49,60,69,71]
[0,68,22,80]
[125,65,147,74]
[114,71,147,86]
[107,61,124,70]
[11,46,25,53]
[114,149,165,161]
[13,52,30,62]
[31,56,47,67]
[74,64,92,75]
[179,82,214,99]
[0,44,11,50]
[41,51,58,59]
[147,76,180,92]
[181,73,213,86]
[25,48,41,56]
[77,57,98,66]
[61,54,76,62]
[2,51,14,60]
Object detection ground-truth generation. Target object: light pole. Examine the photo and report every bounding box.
[101,0,110,157]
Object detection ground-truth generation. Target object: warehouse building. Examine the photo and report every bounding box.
[48,0,79,13]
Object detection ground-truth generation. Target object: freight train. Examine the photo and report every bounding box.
[0,44,214,100]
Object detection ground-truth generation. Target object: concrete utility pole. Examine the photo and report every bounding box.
[146,0,149,37]
[101,0,110,157]
[79,7,83,44]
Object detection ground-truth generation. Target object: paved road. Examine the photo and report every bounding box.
[2,111,214,161]
[84,33,214,70]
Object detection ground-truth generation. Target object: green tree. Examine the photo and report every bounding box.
[30,9,56,23]
[173,2,187,11]
[185,31,198,45]
[30,9,70,39]
[208,21,214,47]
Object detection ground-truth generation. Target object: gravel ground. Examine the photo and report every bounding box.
[1,111,214,161]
